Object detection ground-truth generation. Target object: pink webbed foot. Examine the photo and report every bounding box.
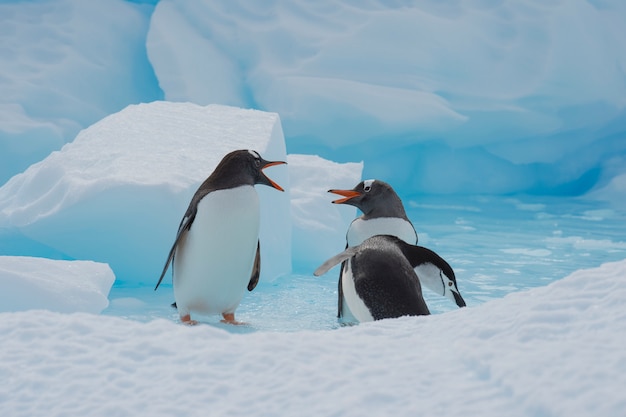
[221,313,246,326]
[180,314,198,325]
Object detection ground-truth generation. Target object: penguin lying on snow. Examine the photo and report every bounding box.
[155,149,286,325]
[329,179,466,321]
[314,234,444,322]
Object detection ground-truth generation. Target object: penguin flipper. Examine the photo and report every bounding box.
[398,242,455,284]
[248,241,261,291]
[314,247,358,277]
[154,213,195,291]
[399,242,452,272]
[337,264,344,318]
[337,241,349,318]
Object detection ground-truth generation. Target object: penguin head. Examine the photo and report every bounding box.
[246,150,287,191]
[328,179,405,217]
[212,149,286,191]
[439,266,467,308]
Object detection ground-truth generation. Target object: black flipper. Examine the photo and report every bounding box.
[337,241,350,318]
[398,242,454,276]
[154,211,196,291]
[337,264,344,318]
[248,241,261,291]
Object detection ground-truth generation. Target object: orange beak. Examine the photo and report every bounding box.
[328,189,362,204]
[261,161,287,191]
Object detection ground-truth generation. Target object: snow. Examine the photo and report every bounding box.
[1,259,625,417]
[0,256,114,314]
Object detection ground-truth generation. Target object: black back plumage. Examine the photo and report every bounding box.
[350,236,430,319]
[315,235,438,320]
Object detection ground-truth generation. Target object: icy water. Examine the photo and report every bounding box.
[104,194,626,332]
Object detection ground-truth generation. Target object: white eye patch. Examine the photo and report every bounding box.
[248,150,261,159]
[363,179,375,192]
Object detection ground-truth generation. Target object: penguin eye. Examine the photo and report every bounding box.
[364,185,371,192]
[254,158,261,168]
[448,281,453,287]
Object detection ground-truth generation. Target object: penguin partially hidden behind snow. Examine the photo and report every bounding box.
[154,149,286,325]
[314,235,433,322]
[328,179,466,322]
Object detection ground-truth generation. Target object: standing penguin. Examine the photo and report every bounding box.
[329,179,465,321]
[155,149,286,325]
[314,235,433,322]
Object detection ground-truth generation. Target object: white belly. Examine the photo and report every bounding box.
[346,217,417,247]
[173,186,259,316]
[341,261,374,323]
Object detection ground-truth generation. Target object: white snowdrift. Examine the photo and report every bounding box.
[0,256,114,314]
[0,258,624,417]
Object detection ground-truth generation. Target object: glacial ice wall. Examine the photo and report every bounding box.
[1,0,625,196]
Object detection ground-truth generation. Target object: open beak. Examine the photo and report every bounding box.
[328,189,362,204]
[261,160,287,191]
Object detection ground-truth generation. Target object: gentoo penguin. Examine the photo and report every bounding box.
[314,235,432,322]
[329,179,465,321]
[154,149,286,325]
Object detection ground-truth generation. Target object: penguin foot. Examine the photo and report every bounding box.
[180,314,198,325]
[221,313,246,326]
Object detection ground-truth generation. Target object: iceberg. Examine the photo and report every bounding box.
[1,0,625,195]
[288,154,362,270]
[0,0,162,184]
[146,0,626,195]
[0,256,114,314]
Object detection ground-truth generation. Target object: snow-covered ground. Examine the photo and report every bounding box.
[2,259,625,417]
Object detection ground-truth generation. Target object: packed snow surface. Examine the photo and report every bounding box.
[1,259,625,417]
